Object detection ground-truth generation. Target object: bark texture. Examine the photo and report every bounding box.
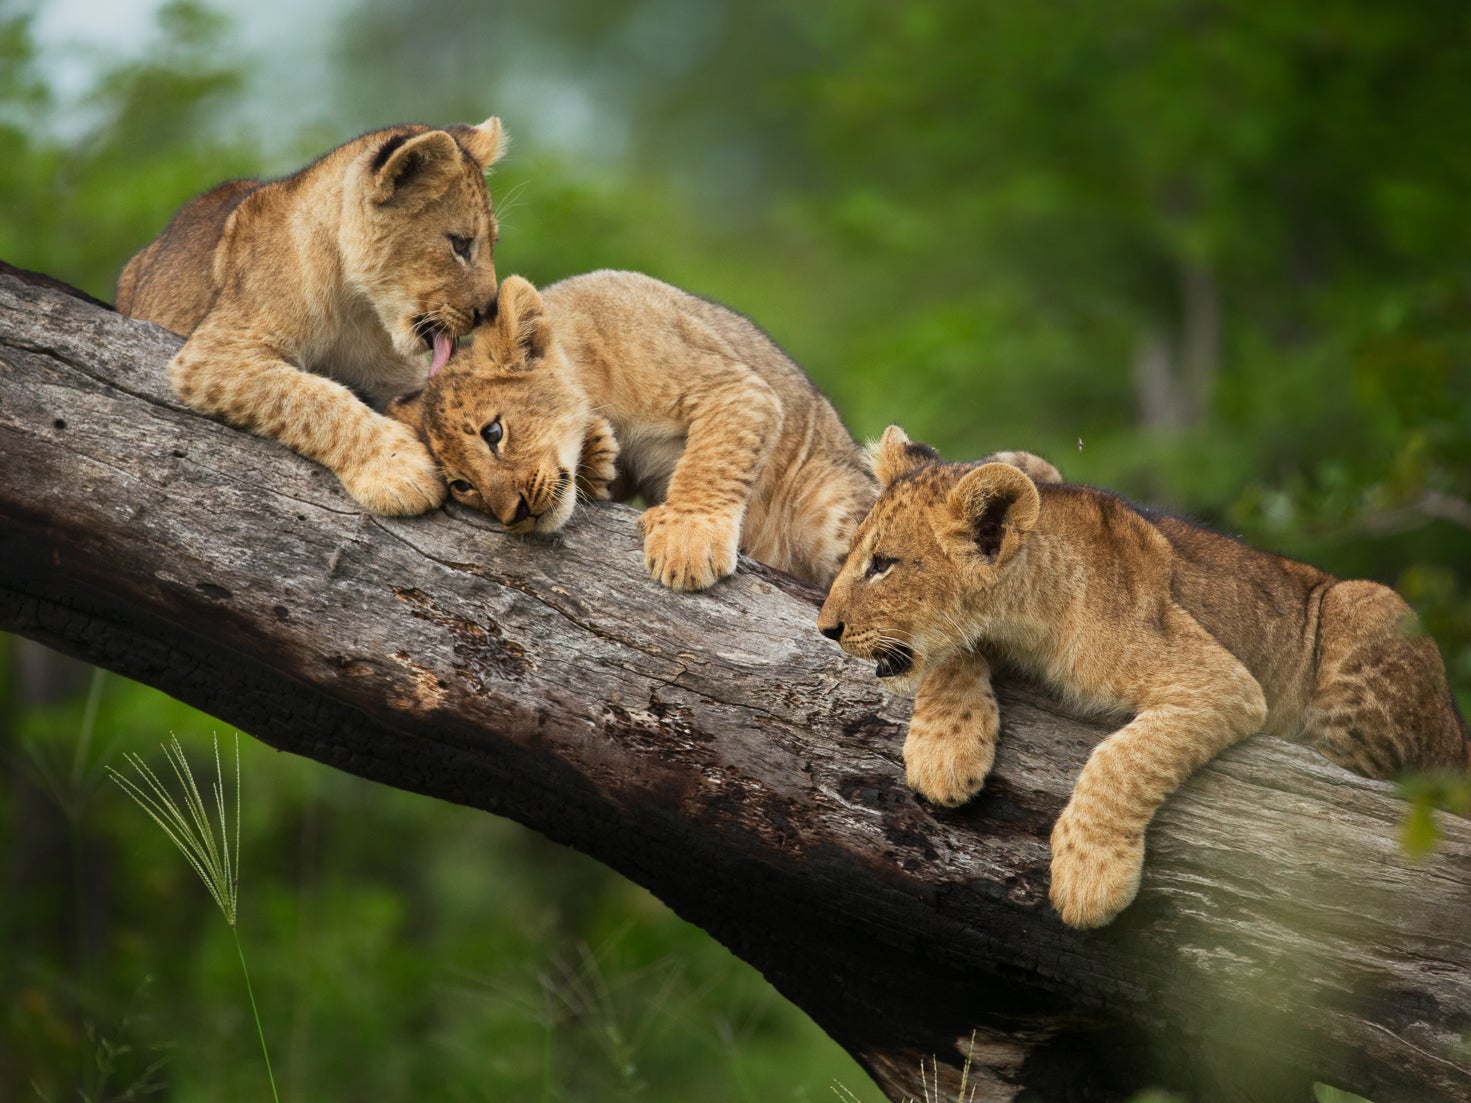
[2,262,1469,1102]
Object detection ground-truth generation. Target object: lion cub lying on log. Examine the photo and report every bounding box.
[818,426,1471,928]
[389,270,878,590]
[117,116,507,515]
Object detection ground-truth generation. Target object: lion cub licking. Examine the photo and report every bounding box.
[117,116,507,515]
[818,426,1471,929]
[388,270,878,590]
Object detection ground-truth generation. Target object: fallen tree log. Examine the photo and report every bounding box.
[2,261,1468,1103]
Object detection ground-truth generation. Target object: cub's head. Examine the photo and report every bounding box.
[344,116,508,372]
[388,275,616,535]
[817,426,1041,694]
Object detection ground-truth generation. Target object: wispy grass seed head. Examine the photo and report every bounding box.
[109,733,241,927]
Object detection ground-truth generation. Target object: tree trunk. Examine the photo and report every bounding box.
[1132,258,1221,434]
[2,261,1468,1103]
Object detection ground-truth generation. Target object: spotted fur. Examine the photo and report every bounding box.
[819,425,1470,928]
[391,271,880,590]
[117,116,508,515]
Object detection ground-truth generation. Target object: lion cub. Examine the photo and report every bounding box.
[389,270,878,590]
[818,426,1471,928]
[117,116,507,515]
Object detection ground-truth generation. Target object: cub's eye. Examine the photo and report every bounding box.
[448,233,473,261]
[866,554,896,578]
[481,417,504,450]
[449,479,474,495]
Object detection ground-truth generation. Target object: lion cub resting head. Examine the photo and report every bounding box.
[819,426,1470,928]
[117,116,507,515]
[390,270,880,591]
[389,275,615,536]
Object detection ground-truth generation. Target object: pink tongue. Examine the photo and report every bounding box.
[429,332,454,377]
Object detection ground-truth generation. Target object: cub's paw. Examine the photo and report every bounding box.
[1047,802,1145,929]
[338,421,447,516]
[639,504,740,592]
[577,417,621,502]
[904,712,996,808]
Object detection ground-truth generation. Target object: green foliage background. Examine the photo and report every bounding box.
[2,0,1468,1098]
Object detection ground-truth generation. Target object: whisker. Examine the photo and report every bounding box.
[931,611,978,650]
[492,180,531,222]
[954,617,982,649]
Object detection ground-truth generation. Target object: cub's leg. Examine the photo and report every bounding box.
[1049,612,1267,928]
[905,649,1001,807]
[576,416,621,502]
[640,365,783,591]
[1303,580,1471,777]
[171,326,445,516]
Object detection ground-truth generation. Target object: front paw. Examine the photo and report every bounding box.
[639,504,740,591]
[1047,802,1145,929]
[338,421,447,516]
[577,417,620,501]
[904,714,996,808]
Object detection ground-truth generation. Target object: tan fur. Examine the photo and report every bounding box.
[818,425,1471,928]
[390,270,879,590]
[117,117,508,514]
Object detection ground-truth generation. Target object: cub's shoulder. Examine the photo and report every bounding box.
[542,269,790,364]
[116,178,264,323]
[1028,481,1192,566]
[156,177,265,242]
[1039,481,1327,586]
[543,269,700,315]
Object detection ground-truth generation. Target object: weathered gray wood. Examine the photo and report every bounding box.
[2,261,1468,1102]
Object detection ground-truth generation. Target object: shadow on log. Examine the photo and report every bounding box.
[1,261,1468,1102]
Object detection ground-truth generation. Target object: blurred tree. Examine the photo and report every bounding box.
[0,3,46,118]
[328,0,817,197]
[0,0,255,300]
[783,4,1471,489]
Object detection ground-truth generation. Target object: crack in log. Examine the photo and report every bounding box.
[4,334,178,408]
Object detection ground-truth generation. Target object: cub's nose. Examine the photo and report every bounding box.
[819,621,844,642]
[509,495,531,526]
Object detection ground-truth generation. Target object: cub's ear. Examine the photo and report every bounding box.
[448,116,508,170]
[871,424,941,488]
[371,130,462,204]
[947,462,1041,566]
[385,389,428,440]
[494,275,553,365]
